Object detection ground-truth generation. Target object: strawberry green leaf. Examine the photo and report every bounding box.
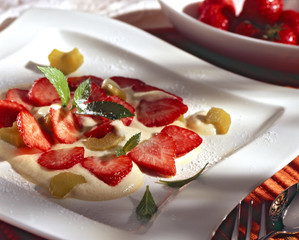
[77,101,134,120]
[136,185,158,220]
[116,132,141,157]
[38,66,70,108]
[72,78,90,110]
[159,163,208,188]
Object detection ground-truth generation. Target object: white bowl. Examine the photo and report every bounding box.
[159,0,299,74]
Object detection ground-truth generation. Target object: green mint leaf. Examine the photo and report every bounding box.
[115,148,126,157]
[38,66,70,107]
[159,163,208,188]
[72,78,90,110]
[77,101,134,120]
[136,185,158,220]
[116,132,141,157]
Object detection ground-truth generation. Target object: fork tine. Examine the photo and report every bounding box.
[231,203,241,240]
[245,199,253,240]
[258,201,267,238]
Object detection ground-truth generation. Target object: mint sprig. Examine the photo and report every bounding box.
[78,101,134,120]
[116,132,141,157]
[38,66,135,120]
[159,163,208,188]
[136,185,158,220]
[38,66,70,107]
[72,78,90,111]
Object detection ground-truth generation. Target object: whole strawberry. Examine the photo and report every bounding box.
[239,0,283,25]
[263,23,297,45]
[234,20,262,38]
[198,0,236,17]
[198,4,232,30]
[279,10,299,40]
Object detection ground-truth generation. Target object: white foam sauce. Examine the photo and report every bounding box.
[0,81,213,201]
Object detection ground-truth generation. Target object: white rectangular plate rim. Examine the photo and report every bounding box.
[1,8,299,240]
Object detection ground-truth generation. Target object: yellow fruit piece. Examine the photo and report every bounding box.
[102,78,126,100]
[48,48,84,75]
[84,133,125,151]
[205,107,231,134]
[0,122,25,147]
[177,114,185,122]
[49,172,86,199]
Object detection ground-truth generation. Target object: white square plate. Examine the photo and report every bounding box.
[0,8,299,240]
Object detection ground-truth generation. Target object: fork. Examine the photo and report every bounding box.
[231,200,267,240]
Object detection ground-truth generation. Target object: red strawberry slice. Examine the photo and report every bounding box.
[0,100,26,128]
[17,110,52,151]
[84,118,114,138]
[6,88,33,110]
[28,77,60,106]
[161,125,203,157]
[87,83,107,102]
[81,155,133,186]
[110,76,146,89]
[67,75,103,91]
[49,105,80,144]
[110,76,183,101]
[38,147,84,170]
[137,98,188,127]
[105,95,135,126]
[128,133,176,176]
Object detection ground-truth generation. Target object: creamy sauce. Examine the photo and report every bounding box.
[0,80,209,201]
[186,111,216,135]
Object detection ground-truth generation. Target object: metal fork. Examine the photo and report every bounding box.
[231,200,267,240]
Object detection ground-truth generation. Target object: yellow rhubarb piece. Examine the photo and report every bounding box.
[205,107,231,134]
[84,133,125,151]
[0,121,25,147]
[102,78,126,100]
[49,172,86,199]
[48,48,84,75]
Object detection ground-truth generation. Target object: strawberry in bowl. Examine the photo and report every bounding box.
[197,0,299,45]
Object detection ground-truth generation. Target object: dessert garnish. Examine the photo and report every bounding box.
[136,185,158,220]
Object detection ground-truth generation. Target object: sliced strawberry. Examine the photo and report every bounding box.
[6,88,33,110]
[49,105,80,144]
[87,83,107,102]
[105,95,135,126]
[81,155,133,186]
[110,76,146,89]
[17,110,52,151]
[110,76,183,101]
[128,133,176,176]
[161,125,203,157]
[84,118,114,138]
[0,100,26,128]
[28,77,60,106]
[38,147,84,170]
[67,75,103,91]
[137,98,188,127]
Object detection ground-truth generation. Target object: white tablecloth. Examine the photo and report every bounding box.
[0,0,172,31]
